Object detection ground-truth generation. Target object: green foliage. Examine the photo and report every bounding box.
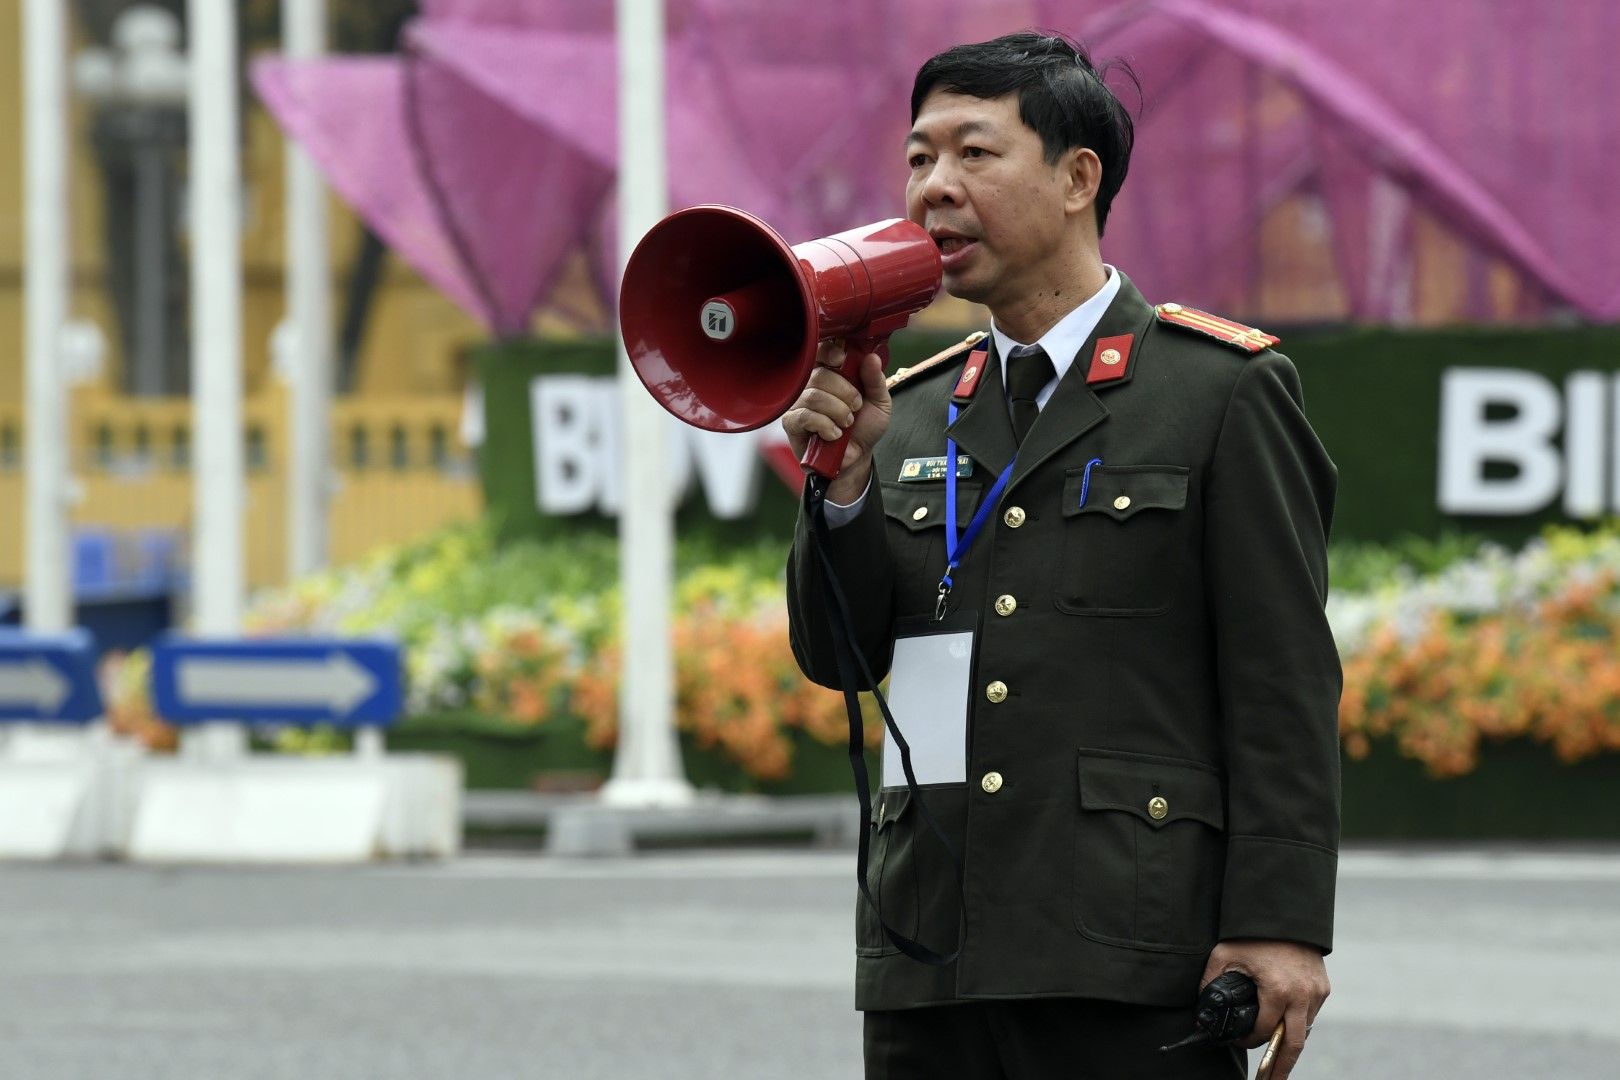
[1329,523,1620,595]
[1329,532,1491,594]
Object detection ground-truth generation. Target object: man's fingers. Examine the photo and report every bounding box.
[805,367,864,413]
[798,387,859,428]
[1242,992,1284,1050]
[1266,1007,1311,1080]
[784,407,844,446]
[816,339,858,370]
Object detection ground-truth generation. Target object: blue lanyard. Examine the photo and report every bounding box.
[937,400,1016,619]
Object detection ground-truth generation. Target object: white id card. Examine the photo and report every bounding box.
[881,616,977,788]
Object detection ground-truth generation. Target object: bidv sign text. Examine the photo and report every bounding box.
[530,376,796,518]
[1440,367,1620,516]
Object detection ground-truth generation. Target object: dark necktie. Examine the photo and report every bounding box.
[1005,343,1055,445]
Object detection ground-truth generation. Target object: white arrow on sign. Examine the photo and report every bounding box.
[176,652,377,717]
[0,659,72,714]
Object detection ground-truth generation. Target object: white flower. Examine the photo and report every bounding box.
[1329,530,1620,658]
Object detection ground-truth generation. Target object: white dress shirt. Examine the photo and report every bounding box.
[824,265,1120,525]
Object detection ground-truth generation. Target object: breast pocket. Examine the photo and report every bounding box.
[1056,464,1190,616]
[880,479,982,616]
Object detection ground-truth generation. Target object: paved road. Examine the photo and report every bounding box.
[2,848,1617,1079]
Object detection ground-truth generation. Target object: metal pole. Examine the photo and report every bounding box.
[284,0,332,579]
[187,0,247,757]
[601,0,691,807]
[134,134,167,396]
[22,0,72,634]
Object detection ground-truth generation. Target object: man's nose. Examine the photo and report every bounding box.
[920,160,962,207]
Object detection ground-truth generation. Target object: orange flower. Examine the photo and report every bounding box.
[1340,567,1620,776]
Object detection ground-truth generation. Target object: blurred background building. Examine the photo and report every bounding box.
[0,0,489,602]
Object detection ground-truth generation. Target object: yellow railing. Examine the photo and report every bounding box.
[0,384,481,592]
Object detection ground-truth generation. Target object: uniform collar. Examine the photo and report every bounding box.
[989,264,1121,405]
[946,269,1155,489]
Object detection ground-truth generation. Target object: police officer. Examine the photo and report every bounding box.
[782,32,1339,1080]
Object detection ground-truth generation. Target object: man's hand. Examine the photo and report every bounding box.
[1201,939,1329,1079]
[780,340,890,503]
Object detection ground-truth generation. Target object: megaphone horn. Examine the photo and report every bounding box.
[619,205,943,478]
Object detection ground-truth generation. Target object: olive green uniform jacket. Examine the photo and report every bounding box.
[786,272,1341,1012]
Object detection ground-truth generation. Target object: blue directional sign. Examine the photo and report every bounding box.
[151,637,403,727]
[0,628,103,723]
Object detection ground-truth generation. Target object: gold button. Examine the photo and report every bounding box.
[994,594,1017,616]
[985,680,1008,703]
[911,506,929,521]
[1160,302,1183,314]
[1113,495,1131,511]
[1148,796,1169,820]
[1003,506,1026,528]
[981,771,1004,794]
[1100,348,1121,366]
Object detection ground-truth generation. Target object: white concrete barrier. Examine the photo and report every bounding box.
[2,724,461,863]
[0,725,134,859]
[127,752,461,863]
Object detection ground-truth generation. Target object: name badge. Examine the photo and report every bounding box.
[881,614,977,788]
[898,455,973,482]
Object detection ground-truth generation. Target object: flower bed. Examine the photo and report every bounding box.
[105,521,880,788]
[103,519,1620,811]
[1333,525,1620,777]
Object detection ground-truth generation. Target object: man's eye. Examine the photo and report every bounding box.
[908,154,931,169]
[963,146,987,159]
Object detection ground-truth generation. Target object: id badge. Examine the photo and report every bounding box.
[881,612,979,789]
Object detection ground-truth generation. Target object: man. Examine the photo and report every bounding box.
[782,32,1340,1080]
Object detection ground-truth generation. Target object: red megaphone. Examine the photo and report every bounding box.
[619,205,942,478]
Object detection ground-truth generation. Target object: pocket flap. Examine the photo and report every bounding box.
[1062,465,1189,522]
[1077,751,1224,830]
[881,479,983,533]
[872,787,912,830]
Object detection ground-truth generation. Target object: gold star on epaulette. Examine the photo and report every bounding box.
[887,331,988,391]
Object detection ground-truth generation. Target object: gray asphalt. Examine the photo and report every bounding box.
[1,848,1617,1079]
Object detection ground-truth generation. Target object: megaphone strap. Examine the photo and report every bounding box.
[804,474,967,967]
[886,331,988,392]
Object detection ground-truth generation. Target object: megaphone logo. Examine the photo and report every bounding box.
[699,299,736,341]
[620,205,943,478]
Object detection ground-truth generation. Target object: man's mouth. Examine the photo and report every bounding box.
[931,231,979,268]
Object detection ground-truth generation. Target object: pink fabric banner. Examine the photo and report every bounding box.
[256,0,1620,330]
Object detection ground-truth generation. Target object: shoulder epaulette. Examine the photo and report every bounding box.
[1154,303,1279,354]
[886,331,988,391]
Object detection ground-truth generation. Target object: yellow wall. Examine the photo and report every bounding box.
[0,2,489,591]
[0,383,480,590]
[0,1,487,406]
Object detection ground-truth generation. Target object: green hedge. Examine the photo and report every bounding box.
[477,324,1620,550]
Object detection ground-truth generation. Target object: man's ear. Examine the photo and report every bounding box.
[1064,147,1103,219]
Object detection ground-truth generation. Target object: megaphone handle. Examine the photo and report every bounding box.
[801,336,888,479]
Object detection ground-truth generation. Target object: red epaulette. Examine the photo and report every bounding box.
[1154,303,1279,354]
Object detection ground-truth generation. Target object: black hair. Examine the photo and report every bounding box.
[910,31,1139,236]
